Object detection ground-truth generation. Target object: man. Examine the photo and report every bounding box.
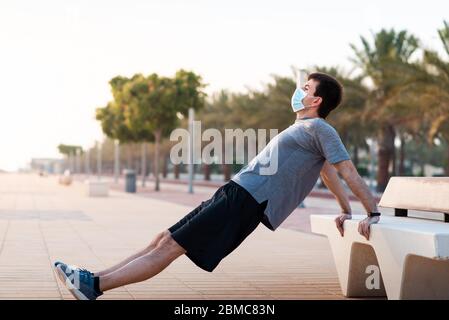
[54,72,380,300]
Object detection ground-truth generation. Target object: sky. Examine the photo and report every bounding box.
[0,0,448,171]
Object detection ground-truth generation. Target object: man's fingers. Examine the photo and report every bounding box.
[339,221,344,236]
[358,221,368,239]
[363,223,370,240]
[335,218,344,236]
[335,215,356,238]
[355,218,379,240]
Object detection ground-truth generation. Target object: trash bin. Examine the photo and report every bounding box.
[124,169,136,193]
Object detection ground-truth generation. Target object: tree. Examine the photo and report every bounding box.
[57,144,83,172]
[57,144,83,156]
[315,66,373,168]
[422,21,449,175]
[200,90,233,181]
[96,76,152,169]
[395,21,449,176]
[124,70,206,191]
[351,29,420,191]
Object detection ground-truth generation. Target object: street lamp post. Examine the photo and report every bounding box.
[70,152,75,173]
[367,138,377,192]
[75,148,81,174]
[141,142,147,187]
[85,149,90,177]
[114,139,120,184]
[188,108,194,194]
[96,141,102,181]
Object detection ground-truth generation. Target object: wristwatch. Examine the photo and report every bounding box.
[368,212,381,217]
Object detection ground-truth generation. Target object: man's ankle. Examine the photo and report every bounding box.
[94,276,103,294]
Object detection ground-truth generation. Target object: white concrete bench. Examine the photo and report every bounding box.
[311,177,449,300]
[85,180,109,197]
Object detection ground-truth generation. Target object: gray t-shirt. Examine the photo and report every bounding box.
[232,117,351,230]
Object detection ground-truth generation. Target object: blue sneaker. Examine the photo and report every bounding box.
[54,261,82,284]
[54,261,102,300]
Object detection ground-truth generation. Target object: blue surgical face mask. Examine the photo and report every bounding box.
[291,88,308,112]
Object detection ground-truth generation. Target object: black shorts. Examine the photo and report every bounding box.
[168,180,267,272]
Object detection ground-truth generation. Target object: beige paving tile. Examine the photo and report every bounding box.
[0,173,346,300]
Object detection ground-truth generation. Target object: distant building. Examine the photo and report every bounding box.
[30,158,64,174]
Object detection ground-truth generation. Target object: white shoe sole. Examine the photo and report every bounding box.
[54,265,89,300]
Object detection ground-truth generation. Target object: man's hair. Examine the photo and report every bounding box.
[308,72,343,119]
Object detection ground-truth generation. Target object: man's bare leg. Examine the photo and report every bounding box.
[94,231,168,277]
[99,231,186,292]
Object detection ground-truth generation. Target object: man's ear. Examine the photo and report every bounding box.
[312,96,322,108]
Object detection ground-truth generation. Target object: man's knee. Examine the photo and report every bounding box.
[156,232,185,254]
[146,230,170,250]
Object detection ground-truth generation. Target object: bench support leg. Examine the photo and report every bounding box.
[401,255,449,299]
[347,243,386,297]
[327,236,386,298]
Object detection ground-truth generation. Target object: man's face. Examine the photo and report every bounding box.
[302,79,322,109]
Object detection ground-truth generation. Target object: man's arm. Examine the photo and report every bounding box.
[333,160,380,240]
[320,161,351,214]
[320,161,353,237]
[333,160,378,213]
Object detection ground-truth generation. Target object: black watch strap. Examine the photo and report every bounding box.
[368,212,381,217]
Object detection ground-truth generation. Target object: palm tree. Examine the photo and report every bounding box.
[423,21,449,175]
[200,90,240,181]
[351,29,420,191]
[315,66,373,168]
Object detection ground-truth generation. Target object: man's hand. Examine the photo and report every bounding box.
[333,160,380,241]
[358,216,380,240]
[335,213,352,237]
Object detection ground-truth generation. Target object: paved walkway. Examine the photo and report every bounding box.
[0,173,347,300]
